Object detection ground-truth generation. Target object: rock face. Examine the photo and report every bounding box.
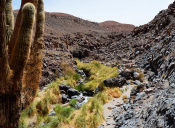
[112,80,175,128]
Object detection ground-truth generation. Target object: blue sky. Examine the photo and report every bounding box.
[13,0,174,26]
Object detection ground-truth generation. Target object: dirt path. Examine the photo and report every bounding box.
[99,85,135,128]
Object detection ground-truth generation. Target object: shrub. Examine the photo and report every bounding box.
[43,117,60,128]
[54,104,74,122]
[36,99,49,116]
[69,99,77,108]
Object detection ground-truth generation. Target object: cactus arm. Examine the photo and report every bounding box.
[5,0,14,44]
[10,3,36,84]
[8,0,37,61]
[0,0,10,93]
[22,0,45,107]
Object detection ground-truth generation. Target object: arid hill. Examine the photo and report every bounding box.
[45,12,135,36]
[99,21,135,33]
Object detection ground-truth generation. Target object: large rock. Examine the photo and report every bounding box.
[83,90,94,96]
[119,70,134,80]
[104,77,126,87]
[59,84,71,92]
[62,94,69,104]
[67,88,80,98]
[71,49,89,59]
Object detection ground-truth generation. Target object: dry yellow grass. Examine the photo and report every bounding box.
[107,87,122,98]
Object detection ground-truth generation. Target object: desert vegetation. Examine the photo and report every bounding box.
[19,60,122,128]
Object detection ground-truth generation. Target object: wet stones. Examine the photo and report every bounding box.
[59,84,80,103]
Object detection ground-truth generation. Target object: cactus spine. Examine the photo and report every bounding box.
[0,0,45,128]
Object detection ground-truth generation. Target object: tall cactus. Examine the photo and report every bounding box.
[0,0,45,128]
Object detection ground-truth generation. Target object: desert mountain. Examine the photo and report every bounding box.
[99,20,135,33]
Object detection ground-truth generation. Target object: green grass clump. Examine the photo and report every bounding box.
[36,99,49,116]
[75,92,108,128]
[19,122,27,128]
[54,104,74,123]
[69,99,78,108]
[76,59,118,90]
[40,117,61,128]
[75,83,85,91]
[61,64,82,88]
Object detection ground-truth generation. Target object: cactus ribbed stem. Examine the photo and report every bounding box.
[10,3,35,80]
[22,0,45,107]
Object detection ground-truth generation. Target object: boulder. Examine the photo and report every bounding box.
[71,49,89,59]
[104,77,126,87]
[62,94,69,104]
[83,90,94,96]
[59,84,71,92]
[119,70,134,80]
[67,88,80,97]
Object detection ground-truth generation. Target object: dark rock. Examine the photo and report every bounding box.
[104,77,126,87]
[119,70,134,80]
[60,90,66,94]
[59,84,71,92]
[67,88,80,97]
[62,94,69,104]
[83,90,94,96]
[95,86,103,93]
[71,49,89,59]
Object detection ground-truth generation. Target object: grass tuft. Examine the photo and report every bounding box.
[76,59,118,91]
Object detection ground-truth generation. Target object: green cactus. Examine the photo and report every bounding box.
[0,0,45,128]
